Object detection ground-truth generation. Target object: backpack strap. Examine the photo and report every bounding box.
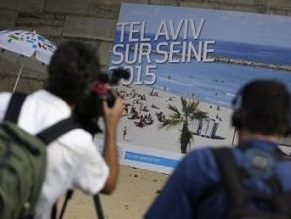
[212,148,246,208]
[36,117,80,145]
[3,92,27,123]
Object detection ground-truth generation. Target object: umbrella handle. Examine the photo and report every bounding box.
[12,60,25,93]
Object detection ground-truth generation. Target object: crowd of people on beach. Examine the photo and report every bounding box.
[117,85,225,140]
[117,87,165,129]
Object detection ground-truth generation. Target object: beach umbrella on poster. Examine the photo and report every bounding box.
[0,29,56,92]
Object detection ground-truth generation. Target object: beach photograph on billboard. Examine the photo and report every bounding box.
[95,3,291,173]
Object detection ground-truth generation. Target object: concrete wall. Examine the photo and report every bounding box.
[0,0,291,92]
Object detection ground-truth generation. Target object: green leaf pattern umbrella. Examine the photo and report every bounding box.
[0,30,56,92]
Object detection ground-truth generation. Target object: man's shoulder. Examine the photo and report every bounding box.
[186,146,233,159]
[0,92,12,120]
[185,146,235,173]
[0,92,12,108]
[28,90,63,103]
[183,147,220,168]
[24,90,71,117]
[0,91,11,98]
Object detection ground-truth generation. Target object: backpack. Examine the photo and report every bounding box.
[0,93,79,219]
[208,146,291,219]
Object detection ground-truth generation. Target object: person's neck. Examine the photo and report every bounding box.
[238,129,282,143]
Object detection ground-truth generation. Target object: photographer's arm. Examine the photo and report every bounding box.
[100,96,123,194]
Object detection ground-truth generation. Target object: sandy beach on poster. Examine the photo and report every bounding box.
[95,84,236,173]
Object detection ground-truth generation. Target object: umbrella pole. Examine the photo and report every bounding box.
[12,60,25,93]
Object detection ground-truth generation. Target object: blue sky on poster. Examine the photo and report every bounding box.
[117,3,291,49]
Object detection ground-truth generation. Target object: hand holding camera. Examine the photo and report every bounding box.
[74,67,130,135]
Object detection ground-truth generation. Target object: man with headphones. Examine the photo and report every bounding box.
[144,79,291,219]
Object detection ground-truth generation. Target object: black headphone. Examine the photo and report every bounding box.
[231,92,243,129]
[231,89,291,137]
[284,112,291,136]
[285,124,291,137]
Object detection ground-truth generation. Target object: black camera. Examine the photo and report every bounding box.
[74,67,130,134]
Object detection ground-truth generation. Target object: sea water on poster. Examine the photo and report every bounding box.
[96,3,291,174]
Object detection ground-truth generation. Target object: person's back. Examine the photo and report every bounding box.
[144,79,291,219]
[0,90,105,218]
[0,41,123,218]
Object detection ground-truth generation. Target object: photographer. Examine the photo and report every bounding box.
[0,40,123,218]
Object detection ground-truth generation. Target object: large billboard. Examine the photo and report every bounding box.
[95,3,291,173]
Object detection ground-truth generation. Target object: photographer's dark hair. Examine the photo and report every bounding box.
[232,79,291,136]
[46,41,101,105]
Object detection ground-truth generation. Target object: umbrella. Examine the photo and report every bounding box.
[0,30,56,92]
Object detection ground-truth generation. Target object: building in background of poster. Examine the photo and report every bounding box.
[95,3,291,173]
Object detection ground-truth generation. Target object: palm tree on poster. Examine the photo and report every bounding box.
[159,97,208,153]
